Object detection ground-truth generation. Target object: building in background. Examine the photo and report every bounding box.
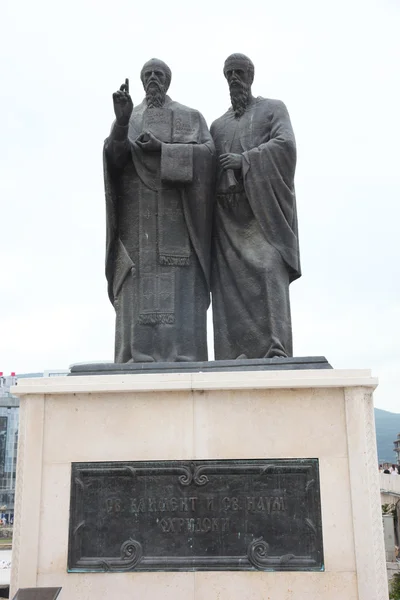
[394,433,400,465]
[0,370,68,522]
[0,373,19,523]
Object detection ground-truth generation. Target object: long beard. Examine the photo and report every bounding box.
[145,82,166,108]
[230,82,251,118]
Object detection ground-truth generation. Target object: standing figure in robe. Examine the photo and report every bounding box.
[210,54,301,360]
[104,58,215,363]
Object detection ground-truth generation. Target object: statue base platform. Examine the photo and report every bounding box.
[10,367,387,600]
[69,356,332,376]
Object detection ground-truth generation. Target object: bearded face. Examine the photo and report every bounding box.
[224,61,253,118]
[145,78,167,108]
[141,62,170,108]
[229,78,251,118]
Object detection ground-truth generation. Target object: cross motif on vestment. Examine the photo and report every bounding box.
[164,199,180,222]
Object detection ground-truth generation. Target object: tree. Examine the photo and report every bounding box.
[390,573,400,599]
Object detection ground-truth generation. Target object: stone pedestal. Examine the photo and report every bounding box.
[10,369,388,600]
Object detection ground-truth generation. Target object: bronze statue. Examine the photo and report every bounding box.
[104,58,215,363]
[210,53,301,360]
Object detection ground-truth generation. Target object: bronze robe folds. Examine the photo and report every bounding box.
[104,97,215,363]
[211,97,301,360]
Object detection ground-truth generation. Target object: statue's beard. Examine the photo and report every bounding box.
[230,81,251,118]
[145,81,167,108]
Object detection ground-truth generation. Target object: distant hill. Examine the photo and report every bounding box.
[375,408,400,464]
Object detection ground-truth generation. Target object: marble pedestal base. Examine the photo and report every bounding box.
[10,369,387,600]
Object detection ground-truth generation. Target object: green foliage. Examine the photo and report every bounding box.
[382,503,396,516]
[389,573,400,599]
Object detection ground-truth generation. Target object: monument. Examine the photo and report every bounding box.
[211,53,300,360]
[104,54,299,366]
[9,56,388,600]
[104,58,215,364]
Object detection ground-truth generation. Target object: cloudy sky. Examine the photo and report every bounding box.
[1,0,399,411]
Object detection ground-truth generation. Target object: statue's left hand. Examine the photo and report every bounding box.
[220,153,242,171]
[135,131,162,152]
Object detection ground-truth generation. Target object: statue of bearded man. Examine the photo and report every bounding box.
[104,59,215,363]
[210,54,301,360]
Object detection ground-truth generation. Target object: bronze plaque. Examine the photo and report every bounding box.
[68,459,323,572]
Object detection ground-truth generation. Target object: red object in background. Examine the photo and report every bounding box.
[0,372,3,376]
[11,372,16,376]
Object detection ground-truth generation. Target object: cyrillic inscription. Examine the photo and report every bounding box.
[68,459,323,572]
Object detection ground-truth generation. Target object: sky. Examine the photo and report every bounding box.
[0,0,399,411]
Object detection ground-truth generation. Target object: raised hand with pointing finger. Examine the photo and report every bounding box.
[113,79,133,127]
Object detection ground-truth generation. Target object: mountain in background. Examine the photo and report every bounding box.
[375,408,400,464]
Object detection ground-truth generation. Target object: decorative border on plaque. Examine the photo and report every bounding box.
[68,459,324,572]
[76,538,143,571]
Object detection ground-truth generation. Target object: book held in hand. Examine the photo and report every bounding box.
[142,108,173,143]
[172,111,201,144]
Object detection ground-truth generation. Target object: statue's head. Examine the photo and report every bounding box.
[223,53,254,118]
[140,58,172,108]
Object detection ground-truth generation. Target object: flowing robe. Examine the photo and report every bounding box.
[210,97,301,360]
[104,96,215,363]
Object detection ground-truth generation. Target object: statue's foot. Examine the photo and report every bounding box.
[131,351,156,363]
[236,353,248,360]
[265,351,288,359]
[176,355,196,362]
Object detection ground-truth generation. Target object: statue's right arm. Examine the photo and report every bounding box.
[104,122,131,169]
